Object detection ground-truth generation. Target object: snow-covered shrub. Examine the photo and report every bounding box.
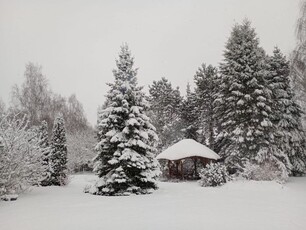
[0,114,45,200]
[199,162,230,187]
[242,161,288,183]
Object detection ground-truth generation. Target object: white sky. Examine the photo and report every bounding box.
[0,0,301,125]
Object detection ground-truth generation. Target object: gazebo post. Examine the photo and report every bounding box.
[193,157,197,178]
[180,160,184,180]
[168,160,171,178]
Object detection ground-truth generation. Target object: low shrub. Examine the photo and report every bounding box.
[199,162,231,187]
[242,161,287,183]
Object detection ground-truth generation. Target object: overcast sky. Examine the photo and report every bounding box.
[0,0,301,125]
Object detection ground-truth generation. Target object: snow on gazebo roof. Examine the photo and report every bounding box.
[156,139,220,161]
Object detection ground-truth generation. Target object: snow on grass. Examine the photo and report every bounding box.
[0,174,306,230]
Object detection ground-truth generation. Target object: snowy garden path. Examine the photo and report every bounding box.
[1,174,306,230]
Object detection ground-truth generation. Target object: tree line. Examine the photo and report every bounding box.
[1,2,306,198]
[148,20,306,181]
[0,63,95,200]
[90,18,306,196]
[8,62,88,134]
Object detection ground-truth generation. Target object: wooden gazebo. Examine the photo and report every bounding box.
[156,139,220,179]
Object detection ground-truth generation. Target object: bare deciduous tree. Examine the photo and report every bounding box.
[291,0,306,125]
[66,94,88,133]
[0,98,5,116]
[11,62,51,127]
[11,63,89,134]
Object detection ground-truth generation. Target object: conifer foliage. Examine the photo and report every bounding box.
[148,77,183,150]
[194,64,218,149]
[38,120,51,186]
[213,20,306,179]
[49,116,68,186]
[215,20,275,172]
[91,45,160,196]
[181,83,198,140]
[267,47,306,176]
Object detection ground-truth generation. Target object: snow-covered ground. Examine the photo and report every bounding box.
[0,174,305,230]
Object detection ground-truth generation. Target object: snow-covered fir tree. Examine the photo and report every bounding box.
[267,47,306,176]
[91,45,160,196]
[181,83,198,140]
[194,64,218,149]
[96,100,110,142]
[148,77,183,150]
[214,20,277,174]
[49,115,68,186]
[38,120,52,186]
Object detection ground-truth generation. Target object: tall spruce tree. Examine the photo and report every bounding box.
[148,77,183,150]
[39,120,51,186]
[215,20,275,171]
[49,116,68,186]
[268,47,306,176]
[181,83,198,140]
[194,64,218,149]
[92,45,160,196]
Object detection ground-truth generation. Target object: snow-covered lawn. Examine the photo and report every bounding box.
[0,174,305,230]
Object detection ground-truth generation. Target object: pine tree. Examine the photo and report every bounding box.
[215,20,274,172]
[92,45,160,196]
[194,64,218,149]
[38,120,51,186]
[148,77,183,150]
[268,47,306,176]
[49,116,68,186]
[181,83,198,140]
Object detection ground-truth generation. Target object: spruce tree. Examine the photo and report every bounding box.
[194,64,218,149]
[38,120,51,186]
[215,20,274,171]
[268,47,306,176]
[92,45,160,196]
[49,116,68,186]
[181,83,198,140]
[148,77,183,150]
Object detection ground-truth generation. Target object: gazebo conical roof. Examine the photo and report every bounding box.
[156,139,220,161]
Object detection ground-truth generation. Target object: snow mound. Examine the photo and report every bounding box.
[221,179,285,191]
[156,139,220,161]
